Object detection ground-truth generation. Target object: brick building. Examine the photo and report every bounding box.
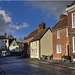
[52,1,75,61]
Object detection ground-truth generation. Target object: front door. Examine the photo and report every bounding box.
[67,42,69,55]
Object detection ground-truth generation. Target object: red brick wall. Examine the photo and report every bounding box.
[24,37,33,57]
[68,10,75,60]
[53,28,69,60]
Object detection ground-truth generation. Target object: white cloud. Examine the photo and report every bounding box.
[0,9,29,33]
[25,1,74,18]
[9,22,29,30]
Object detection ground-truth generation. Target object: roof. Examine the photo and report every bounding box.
[30,27,50,42]
[66,1,75,8]
[0,35,6,39]
[9,39,14,46]
[52,16,68,31]
[26,29,38,39]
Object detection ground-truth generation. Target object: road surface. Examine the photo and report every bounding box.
[0,56,75,75]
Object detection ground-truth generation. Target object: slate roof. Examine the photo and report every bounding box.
[30,27,50,42]
[52,16,68,31]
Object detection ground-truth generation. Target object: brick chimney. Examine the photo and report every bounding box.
[59,14,67,20]
[4,33,7,37]
[38,22,45,31]
[24,37,27,40]
[14,38,16,41]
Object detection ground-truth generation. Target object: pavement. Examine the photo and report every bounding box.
[0,56,75,75]
[24,58,75,70]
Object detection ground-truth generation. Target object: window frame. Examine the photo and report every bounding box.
[35,49,37,55]
[31,42,33,47]
[72,13,75,28]
[66,28,68,37]
[57,44,61,54]
[57,30,60,39]
[73,37,75,53]
[35,41,37,46]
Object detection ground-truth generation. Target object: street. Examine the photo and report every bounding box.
[0,56,75,75]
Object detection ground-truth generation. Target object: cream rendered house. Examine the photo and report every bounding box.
[30,23,53,58]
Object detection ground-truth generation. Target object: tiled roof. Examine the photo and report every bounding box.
[0,35,6,39]
[26,29,38,39]
[31,27,50,42]
[52,16,68,31]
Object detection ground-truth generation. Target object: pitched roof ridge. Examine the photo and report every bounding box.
[52,16,68,30]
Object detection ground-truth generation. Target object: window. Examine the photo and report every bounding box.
[57,30,60,39]
[31,42,33,47]
[13,44,15,46]
[35,41,37,46]
[72,13,75,28]
[31,49,33,55]
[73,37,75,52]
[66,28,68,37]
[35,49,37,55]
[57,45,61,53]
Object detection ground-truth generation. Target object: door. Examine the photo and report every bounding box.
[67,42,69,55]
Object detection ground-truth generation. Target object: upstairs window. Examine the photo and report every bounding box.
[57,44,61,53]
[31,42,33,47]
[66,28,68,37]
[57,30,60,39]
[73,37,75,52]
[35,41,37,46]
[72,13,75,28]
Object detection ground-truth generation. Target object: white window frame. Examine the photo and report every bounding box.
[66,28,68,37]
[57,44,61,53]
[31,42,33,47]
[35,49,37,55]
[35,41,37,46]
[31,49,33,55]
[73,37,75,53]
[57,30,60,39]
[72,13,75,28]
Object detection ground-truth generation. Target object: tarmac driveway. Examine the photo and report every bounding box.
[0,56,75,75]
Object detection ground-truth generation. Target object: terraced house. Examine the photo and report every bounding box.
[52,1,75,61]
[24,22,53,58]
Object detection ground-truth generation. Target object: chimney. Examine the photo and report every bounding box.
[59,14,67,20]
[5,33,7,37]
[24,37,27,40]
[38,22,45,31]
[14,38,16,41]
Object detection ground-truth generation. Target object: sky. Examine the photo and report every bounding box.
[0,0,74,39]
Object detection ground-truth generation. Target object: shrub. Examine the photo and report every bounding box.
[64,56,71,60]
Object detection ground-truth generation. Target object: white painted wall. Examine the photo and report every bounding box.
[0,39,9,49]
[9,40,19,52]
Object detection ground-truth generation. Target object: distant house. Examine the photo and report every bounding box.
[0,33,20,56]
[9,39,20,55]
[52,1,75,61]
[0,33,9,56]
[24,22,53,58]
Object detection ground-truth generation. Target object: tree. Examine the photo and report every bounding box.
[8,35,13,39]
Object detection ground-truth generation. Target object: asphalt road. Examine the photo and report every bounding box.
[0,56,75,75]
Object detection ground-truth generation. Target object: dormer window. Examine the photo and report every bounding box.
[57,30,60,39]
[72,13,75,28]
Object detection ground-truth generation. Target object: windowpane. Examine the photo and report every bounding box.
[72,13,75,27]
[57,30,60,39]
[35,49,37,55]
[57,45,61,53]
[35,41,37,46]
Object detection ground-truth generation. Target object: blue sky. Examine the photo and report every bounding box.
[0,1,73,39]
